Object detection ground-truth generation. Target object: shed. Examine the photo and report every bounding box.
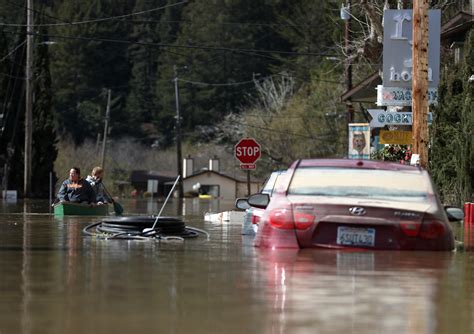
[183,170,262,200]
[130,170,176,196]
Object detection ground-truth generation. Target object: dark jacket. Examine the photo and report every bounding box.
[85,175,108,203]
[57,178,96,203]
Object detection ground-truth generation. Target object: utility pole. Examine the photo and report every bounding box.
[24,0,33,197]
[344,0,354,124]
[174,65,183,198]
[412,0,430,168]
[101,89,111,169]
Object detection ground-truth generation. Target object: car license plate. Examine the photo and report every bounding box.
[337,226,375,247]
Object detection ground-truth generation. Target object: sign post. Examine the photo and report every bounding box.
[235,138,261,196]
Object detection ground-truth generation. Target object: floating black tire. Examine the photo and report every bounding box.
[83,215,202,239]
[100,216,183,229]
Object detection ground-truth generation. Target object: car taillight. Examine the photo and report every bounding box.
[294,212,315,230]
[268,207,294,230]
[251,215,261,225]
[400,220,421,237]
[419,220,445,239]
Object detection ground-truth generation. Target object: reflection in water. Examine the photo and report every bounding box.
[0,199,473,333]
[257,249,456,334]
[464,222,474,251]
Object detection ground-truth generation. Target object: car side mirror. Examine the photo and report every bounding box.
[235,198,250,210]
[248,193,270,209]
[445,206,464,222]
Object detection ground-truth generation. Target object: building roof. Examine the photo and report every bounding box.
[341,71,381,103]
[130,170,177,183]
[441,11,473,42]
[184,169,262,183]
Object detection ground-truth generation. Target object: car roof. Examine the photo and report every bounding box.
[294,159,423,172]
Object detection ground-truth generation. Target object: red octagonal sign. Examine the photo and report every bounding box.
[235,138,261,167]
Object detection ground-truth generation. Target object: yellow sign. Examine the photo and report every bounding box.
[379,130,413,145]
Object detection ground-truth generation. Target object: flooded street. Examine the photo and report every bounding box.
[0,199,473,334]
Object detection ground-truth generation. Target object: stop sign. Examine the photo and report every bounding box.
[235,138,261,164]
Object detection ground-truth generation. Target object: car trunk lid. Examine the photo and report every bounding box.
[288,196,431,249]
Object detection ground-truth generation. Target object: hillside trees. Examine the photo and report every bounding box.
[125,0,167,140]
[431,30,473,205]
[0,0,27,193]
[229,68,346,172]
[154,0,284,145]
[0,31,25,193]
[50,0,132,144]
[0,0,58,196]
[32,21,58,197]
[272,0,340,80]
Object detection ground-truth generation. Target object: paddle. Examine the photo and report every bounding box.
[102,183,124,215]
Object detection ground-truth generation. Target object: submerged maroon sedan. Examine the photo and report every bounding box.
[250,159,463,251]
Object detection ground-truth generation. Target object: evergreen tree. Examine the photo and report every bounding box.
[0,0,26,193]
[431,30,473,205]
[273,0,340,81]
[154,0,281,144]
[50,0,132,144]
[31,21,58,197]
[124,0,166,141]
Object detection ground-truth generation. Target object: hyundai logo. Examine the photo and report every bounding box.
[349,207,366,216]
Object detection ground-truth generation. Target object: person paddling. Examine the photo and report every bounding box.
[86,166,108,204]
[57,167,96,204]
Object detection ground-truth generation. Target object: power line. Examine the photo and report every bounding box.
[177,72,339,87]
[0,40,26,63]
[0,1,187,27]
[18,31,336,57]
[4,0,68,24]
[232,120,333,140]
[178,78,255,87]
[106,18,333,29]
[3,35,339,76]
[0,72,26,80]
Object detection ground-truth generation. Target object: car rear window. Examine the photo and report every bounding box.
[261,171,286,196]
[288,167,432,202]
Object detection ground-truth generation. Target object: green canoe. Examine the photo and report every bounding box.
[53,202,109,216]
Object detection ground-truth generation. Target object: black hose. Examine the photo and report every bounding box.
[82,216,206,241]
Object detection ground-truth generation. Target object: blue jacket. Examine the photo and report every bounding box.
[57,178,96,203]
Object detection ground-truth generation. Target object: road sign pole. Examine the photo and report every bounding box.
[247,170,251,196]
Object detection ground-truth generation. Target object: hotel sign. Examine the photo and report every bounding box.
[383,10,440,88]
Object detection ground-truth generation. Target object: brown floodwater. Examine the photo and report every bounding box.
[0,199,472,334]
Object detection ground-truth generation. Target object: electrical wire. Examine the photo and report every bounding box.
[178,78,255,87]
[0,72,26,80]
[178,72,340,87]
[0,1,187,27]
[114,18,334,29]
[4,0,68,24]
[0,40,26,63]
[5,31,336,58]
[232,120,334,140]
